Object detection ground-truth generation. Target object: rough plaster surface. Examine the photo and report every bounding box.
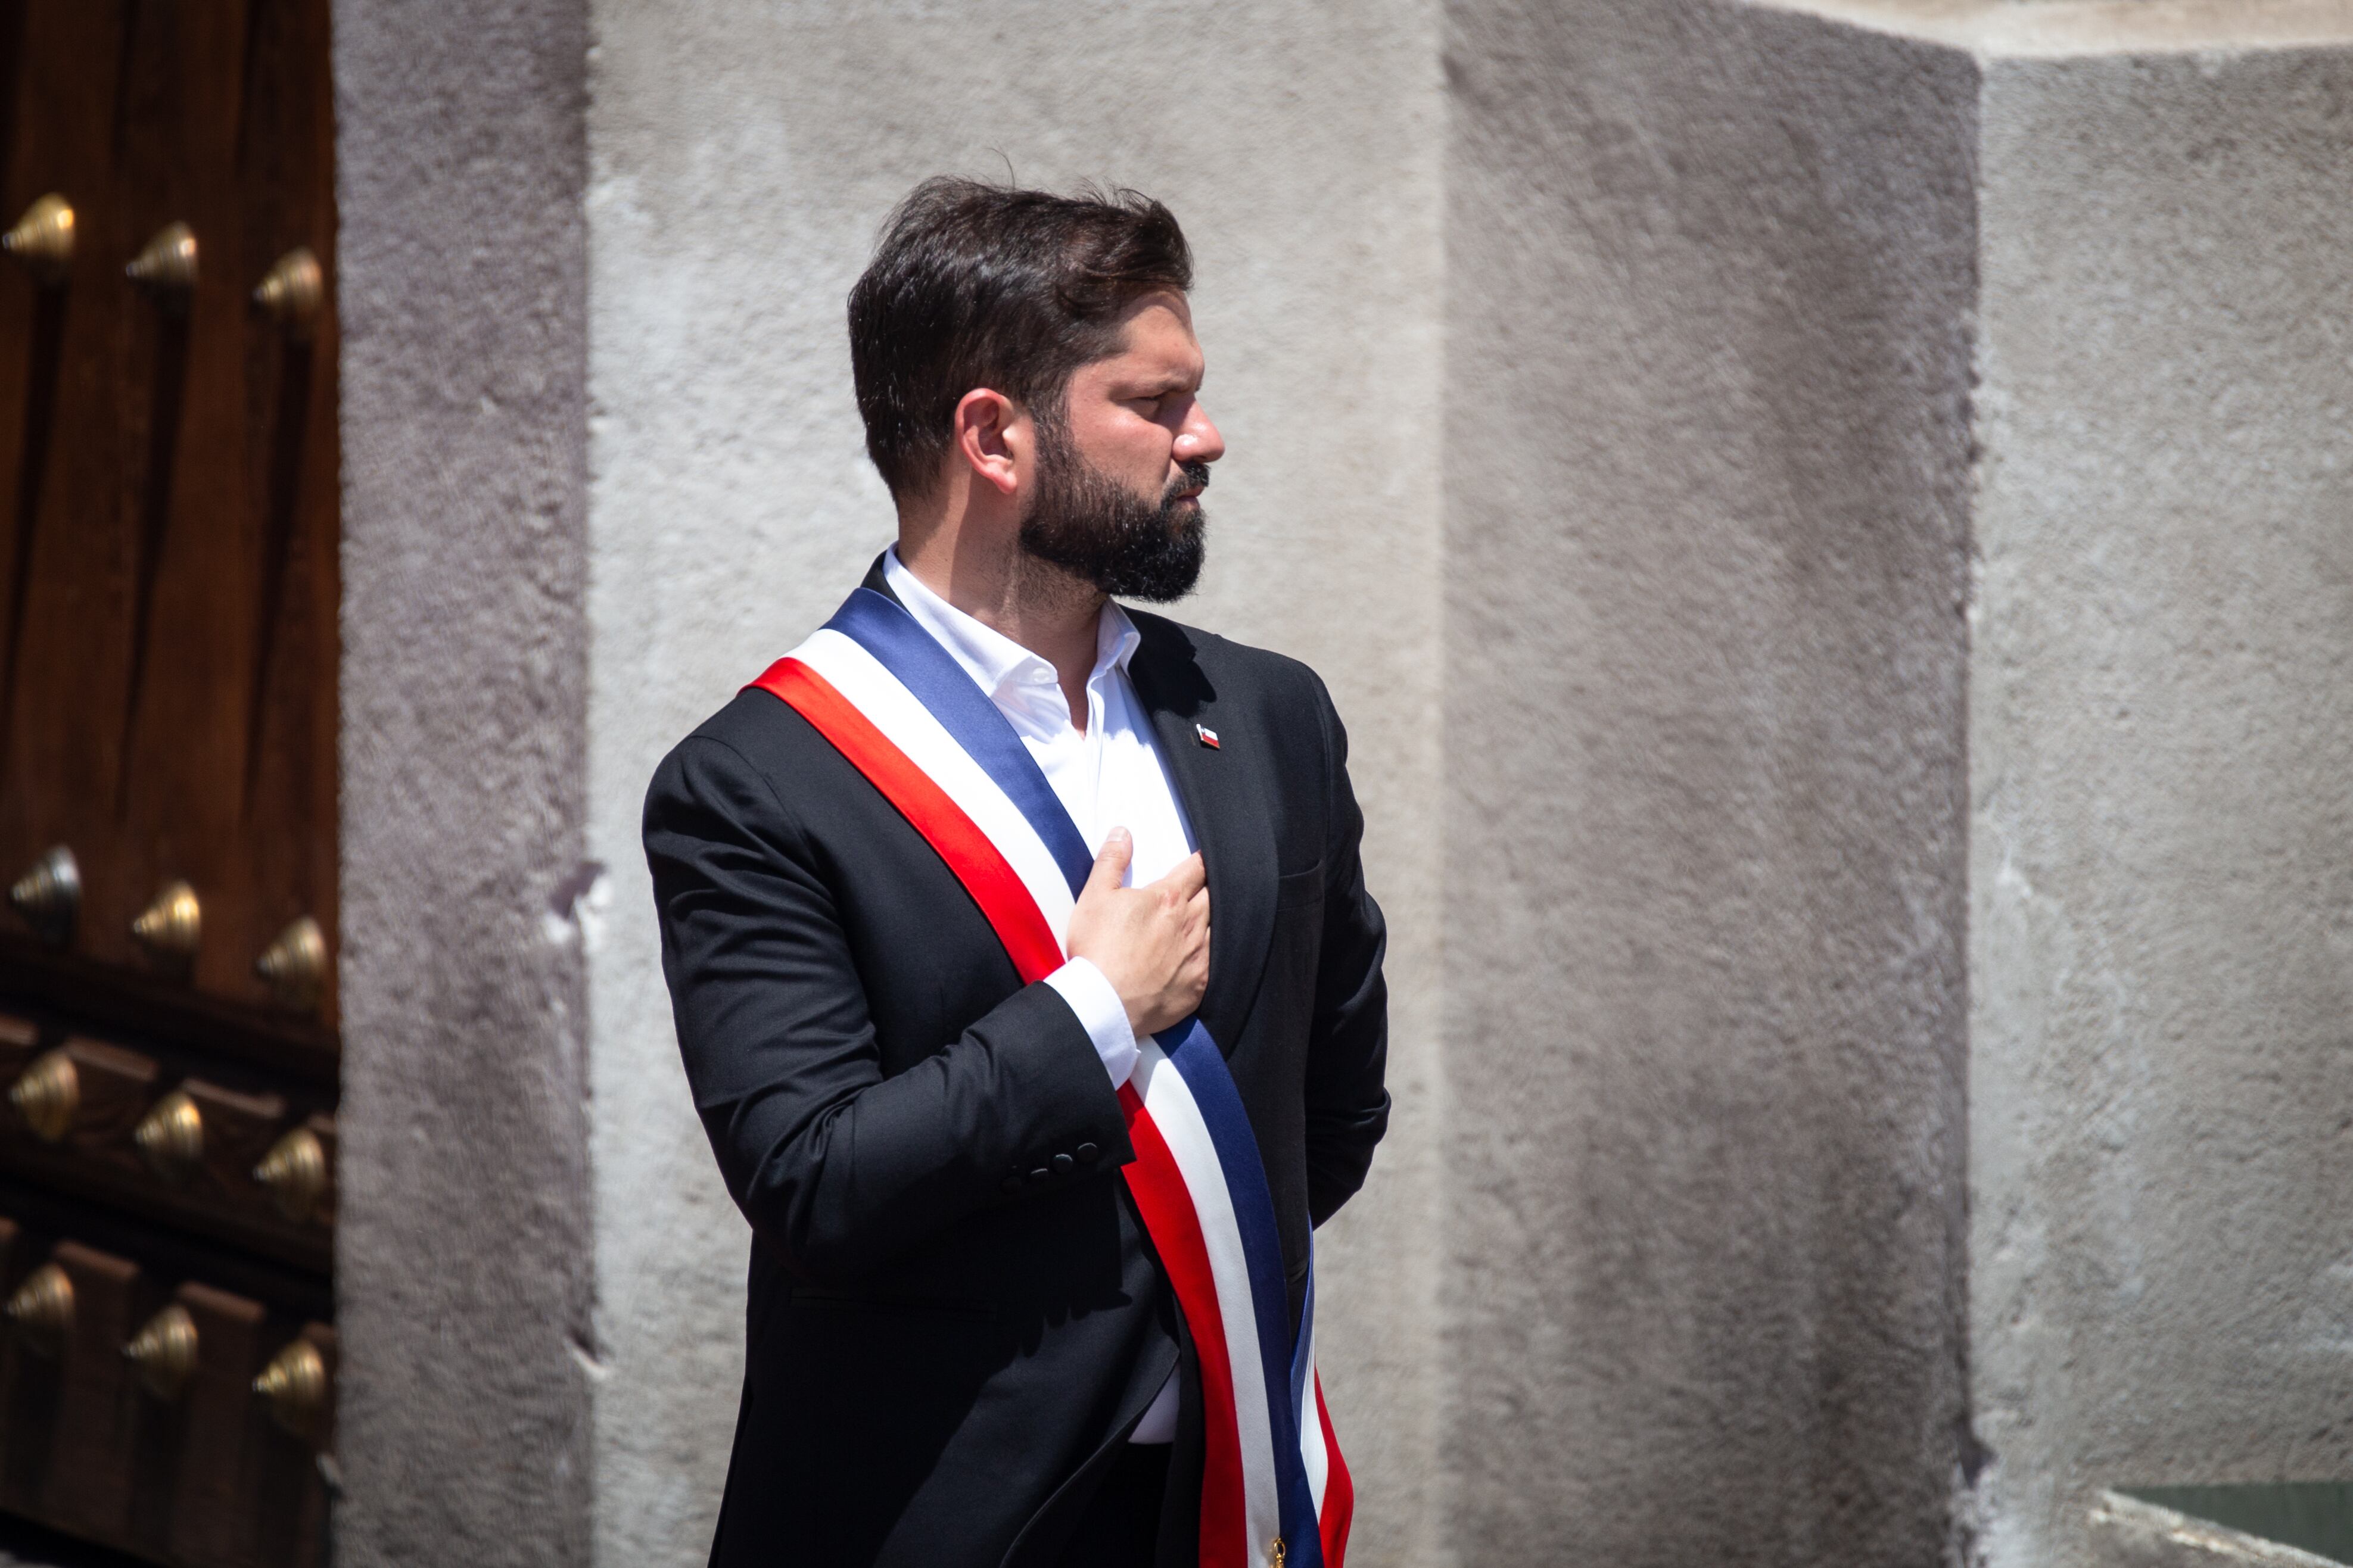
[1443,4,1977,1563]
[583,4,1445,1563]
[300,2,2353,1564]
[334,0,595,1561]
[1971,46,2353,1568]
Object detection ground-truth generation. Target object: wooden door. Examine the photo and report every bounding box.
[0,3,339,1563]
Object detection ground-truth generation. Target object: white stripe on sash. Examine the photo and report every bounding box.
[1134,1037,1284,1552]
[787,629,1079,944]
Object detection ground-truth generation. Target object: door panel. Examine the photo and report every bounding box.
[0,3,338,1561]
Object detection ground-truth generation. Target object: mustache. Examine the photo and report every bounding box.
[1163,462,1212,504]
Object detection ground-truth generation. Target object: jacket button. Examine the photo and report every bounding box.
[1076,1143,1100,1163]
[1029,1168,1050,1184]
[1001,1174,1023,1193]
[1052,1152,1073,1175]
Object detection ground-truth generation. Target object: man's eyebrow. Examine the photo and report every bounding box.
[1122,370,1203,397]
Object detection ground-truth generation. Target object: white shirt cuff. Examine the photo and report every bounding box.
[1045,958,1138,1088]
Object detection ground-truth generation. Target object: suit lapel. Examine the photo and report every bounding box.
[1126,618,1275,1056]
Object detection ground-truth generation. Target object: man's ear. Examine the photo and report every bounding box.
[953,388,1028,500]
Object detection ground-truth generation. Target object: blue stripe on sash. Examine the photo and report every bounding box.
[823,588,1095,896]
[1163,1021,1326,1565]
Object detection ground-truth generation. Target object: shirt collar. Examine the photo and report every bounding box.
[882,547,1140,710]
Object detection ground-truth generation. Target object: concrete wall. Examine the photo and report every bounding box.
[581,4,1447,1563]
[1443,3,1977,1563]
[298,3,2353,1566]
[1971,39,2353,1568]
[334,0,596,1563]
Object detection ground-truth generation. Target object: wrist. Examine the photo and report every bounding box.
[1045,958,1140,1087]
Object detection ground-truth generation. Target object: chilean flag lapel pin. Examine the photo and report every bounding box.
[1195,723,1220,750]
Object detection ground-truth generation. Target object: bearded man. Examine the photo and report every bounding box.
[643,179,1390,1568]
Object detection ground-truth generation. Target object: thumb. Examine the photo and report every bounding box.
[1085,827,1134,894]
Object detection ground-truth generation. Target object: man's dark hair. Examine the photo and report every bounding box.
[848,177,1193,500]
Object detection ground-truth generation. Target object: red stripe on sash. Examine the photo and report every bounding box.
[1119,1082,1250,1567]
[746,658,1066,986]
[1315,1370,1353,1563]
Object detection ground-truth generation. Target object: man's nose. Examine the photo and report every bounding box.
[1175,401,1225,466]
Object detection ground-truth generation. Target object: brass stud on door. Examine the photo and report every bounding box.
[253,1338,328,1440]
[253,1126,326,1223]
[256,915,327,1009]
[5,1262,73,1358]
[8,844,80,946]
[134,1090,204,1184]
[7,1048,77,1142]
[253,246,323,338]
[1,194,74,285]
[130,880,201,969]
[125,221,198,297]
[123,1304,198,1400]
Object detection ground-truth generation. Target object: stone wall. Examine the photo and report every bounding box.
[1443,4,1978,1563]
[291,2,2353,1566]
[1971,39,2353,1568]
[333,0,596,1562]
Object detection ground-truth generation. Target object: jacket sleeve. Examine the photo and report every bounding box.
[643,732,1134,1283]
[1302,675,1392,1226]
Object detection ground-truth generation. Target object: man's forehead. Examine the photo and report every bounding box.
[1125,287,1193,330]
[1104,292,1203,375]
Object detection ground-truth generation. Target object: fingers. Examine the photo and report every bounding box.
[1084,827,1134,897]
[1177,936,1210,1008]
[1181,889,1210,995]
[1148,851,1207,901]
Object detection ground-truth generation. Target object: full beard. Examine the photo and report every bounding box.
[1017,424,1209,603]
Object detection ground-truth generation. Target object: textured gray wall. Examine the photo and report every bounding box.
[1971,42,2353,1568]
[1443,3,1977,1563]
[583,4,1446,1563]
[307,4,2353,1566]
[334,0,595,1561]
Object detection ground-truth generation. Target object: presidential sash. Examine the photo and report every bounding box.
[745,588,1353,1568]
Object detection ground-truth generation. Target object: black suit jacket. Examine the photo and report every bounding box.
[642,562,1390,1567]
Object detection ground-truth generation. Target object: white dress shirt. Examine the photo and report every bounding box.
[883,549,1193,1441]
